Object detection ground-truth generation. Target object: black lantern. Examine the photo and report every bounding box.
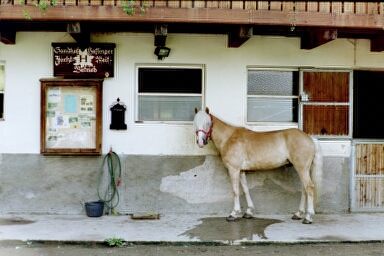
[110,98,127,130]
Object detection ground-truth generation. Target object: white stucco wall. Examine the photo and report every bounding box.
[1,32,384,155]
[3,32,383,215]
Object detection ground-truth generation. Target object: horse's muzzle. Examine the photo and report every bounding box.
[197,138,207,148]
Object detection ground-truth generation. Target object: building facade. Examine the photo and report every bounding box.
[1,1,384,215]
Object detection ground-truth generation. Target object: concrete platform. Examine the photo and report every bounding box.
[0,213,383,244]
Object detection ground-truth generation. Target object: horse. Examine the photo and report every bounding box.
[193,107,322,224]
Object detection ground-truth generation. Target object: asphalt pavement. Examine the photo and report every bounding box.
[1,213,383,244]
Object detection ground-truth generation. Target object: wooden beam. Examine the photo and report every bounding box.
[0,29,16,44]
[228,26,253,48]
[69,33,90,44]
[371,36,384,52]
[67,22,81,33]
[301,29,338,50]
[67,22,90,44]
[154,23,167,46]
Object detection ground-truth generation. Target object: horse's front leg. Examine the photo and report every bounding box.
[240,172,254,219]
[227,167,241,221]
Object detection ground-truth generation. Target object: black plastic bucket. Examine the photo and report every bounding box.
[85,201,104,217]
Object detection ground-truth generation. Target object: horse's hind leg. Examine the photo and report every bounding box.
[302,182,315,224]
[294,167,315,224]
[240,172,254,219]
[292,186,306,220]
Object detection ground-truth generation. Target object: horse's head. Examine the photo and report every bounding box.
[193,107,213,148]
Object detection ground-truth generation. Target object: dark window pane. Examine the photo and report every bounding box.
[139,68,202,93]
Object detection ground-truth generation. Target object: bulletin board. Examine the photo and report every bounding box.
[40,78,103,155]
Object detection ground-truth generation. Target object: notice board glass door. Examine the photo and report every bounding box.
[40,78,103,155]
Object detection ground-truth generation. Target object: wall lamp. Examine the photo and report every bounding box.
[154,46,171,60]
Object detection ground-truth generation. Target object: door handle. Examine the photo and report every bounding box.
[300,93,309,102]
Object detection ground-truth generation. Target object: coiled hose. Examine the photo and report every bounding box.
[97,150,122,215]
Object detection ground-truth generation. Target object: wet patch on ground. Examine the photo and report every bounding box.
[0,218,35,225]
[181,217,283,242]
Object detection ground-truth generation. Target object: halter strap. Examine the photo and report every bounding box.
[195,114,214,141]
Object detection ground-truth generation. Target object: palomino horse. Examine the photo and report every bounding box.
[193,107,322,224]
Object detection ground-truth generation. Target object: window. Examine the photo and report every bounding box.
[137,66,203,122]
[247,69,299,123]
[0,62,4,120]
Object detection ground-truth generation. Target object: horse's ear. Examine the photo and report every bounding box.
[194,108,198,114]
[205,107,210,114]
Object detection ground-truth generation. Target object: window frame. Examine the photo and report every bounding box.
[135,64,205,124]
[0,61,4,121]
[246,67,300,126]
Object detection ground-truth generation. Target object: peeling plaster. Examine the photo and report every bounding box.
[160,157,301,204]
[160,157,232,204]
[19,190,36,199]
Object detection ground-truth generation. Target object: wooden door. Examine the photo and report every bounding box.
[353,142,384,210]
[300,71,351,137]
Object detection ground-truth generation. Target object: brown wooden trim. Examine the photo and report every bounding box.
[0,21,17,44]
[154,23,167,46]
[3,1,382,14]
[1,6,384,30]
[301,29,338,50]
[228,25,253,48]
[371,35,384,52]
[0,29,16,44]
[67,22,91,44]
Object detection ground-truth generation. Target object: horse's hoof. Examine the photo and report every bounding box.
[291,214,302,220]
[226,215,238,221]
[242,213,253,219]
[302,219,312,224]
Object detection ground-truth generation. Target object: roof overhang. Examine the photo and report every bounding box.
[1,4,384,51]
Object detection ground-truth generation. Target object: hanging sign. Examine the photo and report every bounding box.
[52,43,115,78]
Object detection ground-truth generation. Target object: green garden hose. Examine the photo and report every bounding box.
[97,149,122,215]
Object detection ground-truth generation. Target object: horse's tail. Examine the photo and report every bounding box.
[311,138,323,207]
